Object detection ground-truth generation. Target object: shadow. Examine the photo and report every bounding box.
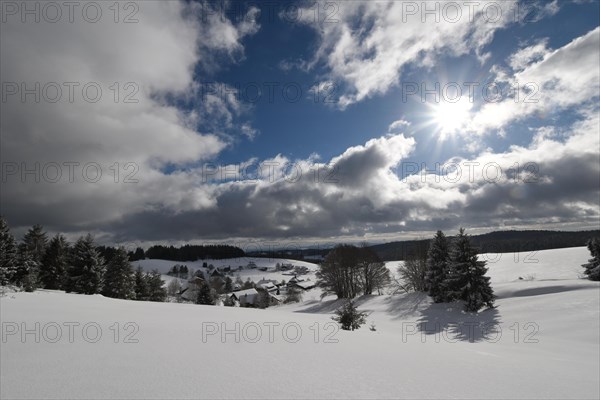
[416,302,502,343]
[384,292,431,320]
[496,285,592,299]
[293,294,382,314]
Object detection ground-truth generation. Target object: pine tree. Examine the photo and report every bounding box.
[39,234,69,290]
[146,270,166,302]
[582,238,600,281]
[134,266,149,301]
[66,234,106,294]
[425,230,450,302]
[447,228,494,312]
[22,224,48,264]
[102,247,135,299]
[196,281,213,305]
[332,300,367,331]
[0,216,18,285]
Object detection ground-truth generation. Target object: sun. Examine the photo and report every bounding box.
[430,98,472,138]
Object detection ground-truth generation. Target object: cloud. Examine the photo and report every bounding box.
[388,119,411,133]
[294,1,520,108]
[0,1,259,231]
[465,27,600,136]
[508,39,549,71]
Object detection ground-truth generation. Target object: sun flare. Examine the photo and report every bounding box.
[430,98,472,138]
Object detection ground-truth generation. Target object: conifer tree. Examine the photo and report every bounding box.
[22,224,48,264]
[332,300,367,331]
[582,238,600,281]
[102,247,135,299]
[0,216,18,285]
[15,244,39,292]
[196,281,213,305]
[425,230,450,302]
[146,270,167,302]
[447,228,494,312]
[224,276,233,293]
[66,234,106,294]
[134,266,149,301]
[39,234,69,290]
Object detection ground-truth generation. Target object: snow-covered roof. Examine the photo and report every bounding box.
[293,280,316,290]
[229,288,259,304]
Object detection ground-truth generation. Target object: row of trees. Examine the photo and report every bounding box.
[0,217,166,301]
[145,244,244,261]
[316,245,391,298]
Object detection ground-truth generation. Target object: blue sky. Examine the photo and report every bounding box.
[1,0,599,246]
[205,0,599,167]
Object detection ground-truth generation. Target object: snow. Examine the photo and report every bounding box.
[1,247,599,399]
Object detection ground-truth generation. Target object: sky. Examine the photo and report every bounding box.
[1,0,599,249]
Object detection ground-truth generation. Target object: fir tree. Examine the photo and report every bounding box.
[425,230,450,302]
[102,247,135,299]
[134,266,149,301]
[66,234,106,294]
[447,228,494,312]
[15,244,39,292]
[332,300,367,331]
[22,224,48,264]
[0,216,18,285]
[196,281,213,305]
[39,234,69,290]
[146,270,166,302]
[582,237,600,281]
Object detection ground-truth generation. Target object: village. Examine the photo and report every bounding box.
[165,261,317,307]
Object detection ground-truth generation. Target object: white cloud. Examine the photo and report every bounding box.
[295,1,520,108]
[388,119,411,133]
[466,27,600,136]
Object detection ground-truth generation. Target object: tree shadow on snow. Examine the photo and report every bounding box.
[293,294,377,314]
[416,303,502,343]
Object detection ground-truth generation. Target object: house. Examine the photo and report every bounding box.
[210,269,223,278]
[247,261,257,269]
[229,288,259,307]
[288,275,306,284]
[268,293,283,305]
[289,279,316,291]
[256,279,278,292]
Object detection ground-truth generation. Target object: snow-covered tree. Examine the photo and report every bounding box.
[332,300,367,331]
[582,237,600,281]
[65,234,106,294]
[15,244,39,292]
[425,230,450,302]
[102,247,135,299]
[39,234,69,290]
[447,228,494,312]
[0,216,18,285]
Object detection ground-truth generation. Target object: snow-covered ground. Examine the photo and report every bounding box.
[1,247,598,399]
